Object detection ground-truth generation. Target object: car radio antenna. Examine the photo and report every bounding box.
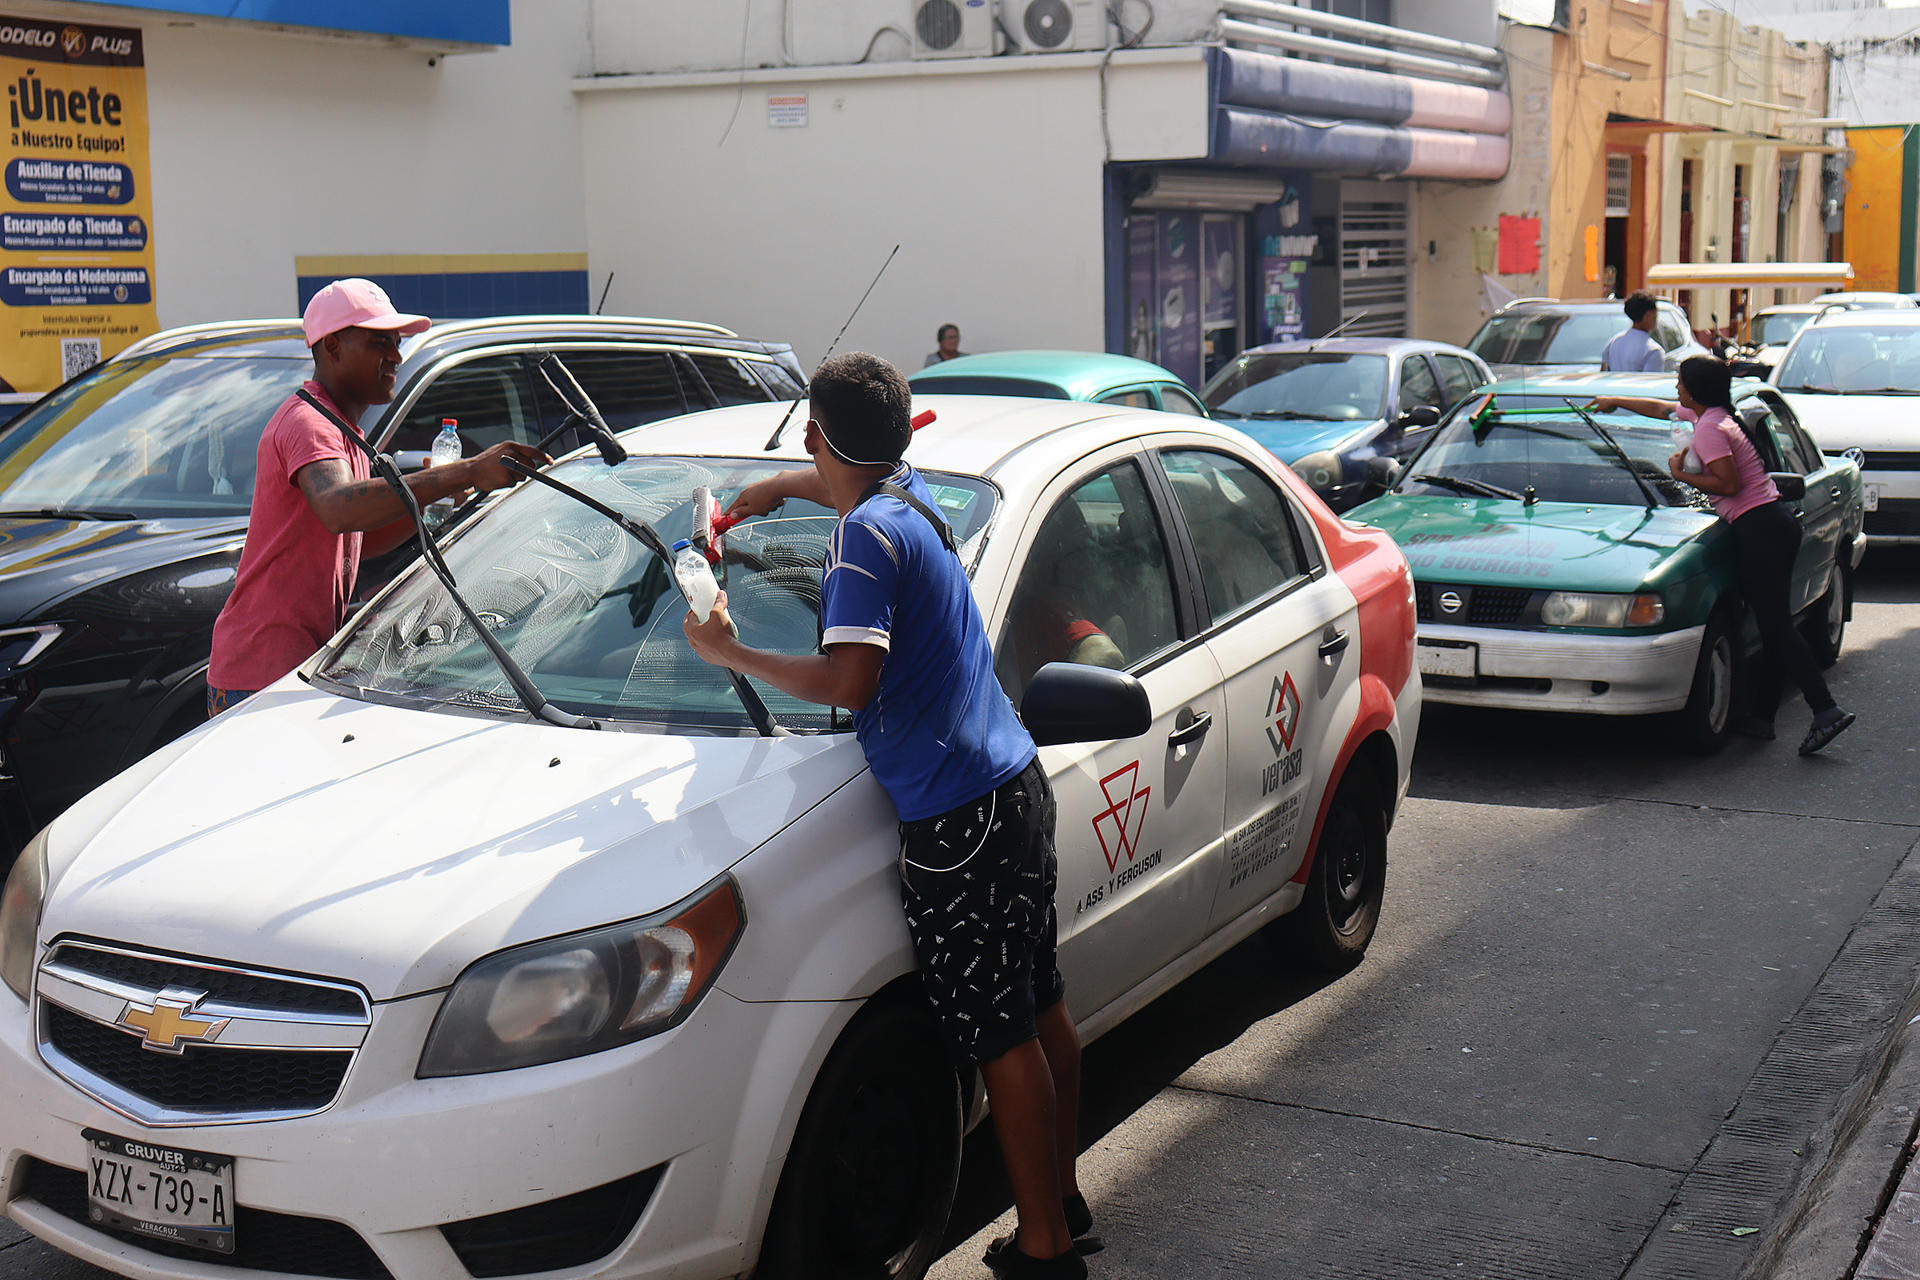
[765,244,900,451]
[1307,310,1369,352]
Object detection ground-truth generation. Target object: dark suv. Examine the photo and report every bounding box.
[0,315,804,854]
[1466,297,1708,379]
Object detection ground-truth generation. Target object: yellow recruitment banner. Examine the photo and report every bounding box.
[0,13,157,394]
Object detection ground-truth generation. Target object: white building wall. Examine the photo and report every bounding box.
[577,49,1209,370]
[5,0,590,327]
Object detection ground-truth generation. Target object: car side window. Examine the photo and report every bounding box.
[386,355,538,456]
[686,353,772,407]
[1397,356,1442,414]
[1159,386,1207,416]
[1734,399,1796,473]
[1434,355,1484,406]
[543,350,687,431]
[1654,311,1688,352]
[1097,389,1156,410]
[994,461,1181,702]
[1160,449,1307,624]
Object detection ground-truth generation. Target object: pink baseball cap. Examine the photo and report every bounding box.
[301,278,431,347]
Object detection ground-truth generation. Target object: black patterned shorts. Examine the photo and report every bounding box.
[898,758,1064,1066]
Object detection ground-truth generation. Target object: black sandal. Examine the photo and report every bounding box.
[982,1238,1088,1279]
[1798,709,1855,756]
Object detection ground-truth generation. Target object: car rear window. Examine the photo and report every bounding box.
[911,376,1071,399]
[1467,311,1624,365]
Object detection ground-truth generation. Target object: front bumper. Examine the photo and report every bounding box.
[0,982,839,1280]
[1415,623,1705,715]
[1858,467,1920,543]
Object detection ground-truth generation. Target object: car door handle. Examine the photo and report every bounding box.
[1167,709,1213,748]
[1319,628,1351,658]
[1829,486,1842,500]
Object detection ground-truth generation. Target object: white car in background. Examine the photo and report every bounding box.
[0,396,1419,1280]
[1771,309,1920,545]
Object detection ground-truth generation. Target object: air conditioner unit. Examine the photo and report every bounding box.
[1002,0,1108,52]
[912,0,995,58]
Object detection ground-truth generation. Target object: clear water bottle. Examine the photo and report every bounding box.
[1671,422,1700,473]
[671,539,719,623]
[429,418,461,515]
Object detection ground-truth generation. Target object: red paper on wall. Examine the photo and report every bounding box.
[1497,215,1540,275]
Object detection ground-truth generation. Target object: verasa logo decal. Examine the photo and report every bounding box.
[61,26,85,58]
[1266,672,1300,755]
[1093,761,1151,873]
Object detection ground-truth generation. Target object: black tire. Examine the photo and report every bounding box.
[756,1002,962,1280]
[1674,610,1738,754]
[1803,564,1847,669]
[1266,768,1387,974]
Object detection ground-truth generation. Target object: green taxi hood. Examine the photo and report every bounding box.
[1349,494,1724,594]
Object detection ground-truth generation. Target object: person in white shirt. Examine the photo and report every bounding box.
[1601,291,1666,372]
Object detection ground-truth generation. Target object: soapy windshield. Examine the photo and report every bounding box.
[1398,400,1701,508]
[316,455,998,731]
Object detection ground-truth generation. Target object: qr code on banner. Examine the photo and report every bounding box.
[60,338,101,382]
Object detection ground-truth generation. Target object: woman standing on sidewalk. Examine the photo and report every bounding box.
[1594,356,1856,755]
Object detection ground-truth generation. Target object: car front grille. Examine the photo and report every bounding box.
[45,1005,352,1112]
[1865,498,1920,537]
[1853,451,1920,472]
[20,1158,395,1279]
[35,941,370,1125]
[1415,583,1535,626]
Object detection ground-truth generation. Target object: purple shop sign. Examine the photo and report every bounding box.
[1156,212,1200,387]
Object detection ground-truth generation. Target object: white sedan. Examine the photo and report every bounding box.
[1772,308,1920,545]
[0,396,1419,1280]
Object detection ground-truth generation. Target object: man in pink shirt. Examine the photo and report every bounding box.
[207,279,548,712]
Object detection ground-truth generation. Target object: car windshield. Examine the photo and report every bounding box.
[1774,324,1920,393]
[1397,398,1701,508]
[1202,352,1387,421]
[0,348,311,517]
[1753,312,1812,347]
[1466,311,1625,366]
[315,455,998,731]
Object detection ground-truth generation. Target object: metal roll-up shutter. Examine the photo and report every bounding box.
[1339,188,1409,336]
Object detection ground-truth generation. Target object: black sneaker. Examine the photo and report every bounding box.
[1798,708,1856,756]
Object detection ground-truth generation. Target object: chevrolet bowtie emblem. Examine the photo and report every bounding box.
[117,988,228,1055]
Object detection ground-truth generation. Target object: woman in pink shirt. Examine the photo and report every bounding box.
[1594,357,1854,755]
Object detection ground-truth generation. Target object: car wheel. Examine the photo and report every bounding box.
[1674,610,1737,754]
[1266,769,1387,974]
[1802,564,1847,669]
[757,1002,962,1280]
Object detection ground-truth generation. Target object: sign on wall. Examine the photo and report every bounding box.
[0,13,158,393]
[1254,180,1314,346]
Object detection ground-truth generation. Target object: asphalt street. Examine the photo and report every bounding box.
[3,554,1916,1280]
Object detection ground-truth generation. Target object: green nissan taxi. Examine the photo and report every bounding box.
[1346,372,1866,751]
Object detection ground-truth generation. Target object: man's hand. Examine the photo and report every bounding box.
[461,441,551,494]
[683,590,738,664]
[1591,397,1619,414]
[726,479,789,521]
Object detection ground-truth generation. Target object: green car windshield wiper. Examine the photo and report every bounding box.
[0,506,138,520]
[1247,409,1329,420]
[1410,473,1527,502]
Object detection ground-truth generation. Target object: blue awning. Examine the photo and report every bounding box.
[74,1,509,46]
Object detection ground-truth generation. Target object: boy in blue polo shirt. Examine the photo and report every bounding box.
[683,353,1093,1278]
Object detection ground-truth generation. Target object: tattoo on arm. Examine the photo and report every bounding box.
[295,458,355,507]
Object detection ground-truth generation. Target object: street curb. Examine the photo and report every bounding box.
[1748,964,1920,1280]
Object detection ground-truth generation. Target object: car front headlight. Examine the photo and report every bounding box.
[417,874,745,1077]
[1291,450,1342,491]
[1539,592,1664,629]
[0,827,50,1003]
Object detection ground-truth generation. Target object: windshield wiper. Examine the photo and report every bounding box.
[1562,401,1659,510]
[295,389,596,731]
[1849,386,1920,396]
[1410,474,1527,502]
[1246,409,1327,420]
[0,507,137,521]
[1777,385,1838,394]
[501,459,784,738]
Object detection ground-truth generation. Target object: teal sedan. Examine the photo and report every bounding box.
[1346,372,1866,751]
[908,350,1209,415]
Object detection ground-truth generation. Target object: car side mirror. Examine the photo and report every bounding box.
[1396,405,1440,428]
[1020,663,1152,747]
[1769,473,1806,501]
[1366,455,1403,491]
